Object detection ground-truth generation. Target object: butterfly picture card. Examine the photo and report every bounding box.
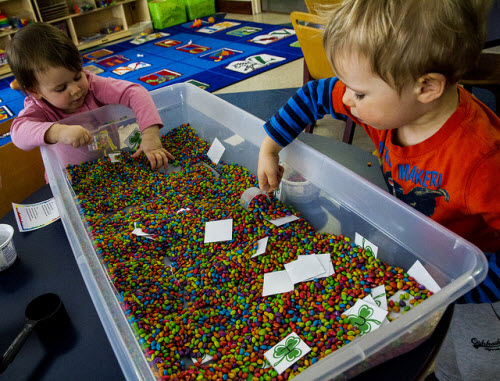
[264,332,311,375]
[345,299,388,337]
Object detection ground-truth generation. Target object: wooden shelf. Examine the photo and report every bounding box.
[0,0,150,75]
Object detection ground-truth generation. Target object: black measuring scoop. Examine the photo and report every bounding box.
[0,293,72,373]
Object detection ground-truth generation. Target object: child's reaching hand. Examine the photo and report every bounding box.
[258,136,284,192]
[131,124,175,170]
[45,123,92,148]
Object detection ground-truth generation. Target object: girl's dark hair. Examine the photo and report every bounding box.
[6,23,82,93]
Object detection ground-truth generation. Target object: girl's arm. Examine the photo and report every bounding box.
[90,74,174,169]
[89,74,163,132]
[10,101,56,151]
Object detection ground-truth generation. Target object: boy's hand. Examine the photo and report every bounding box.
[258,136,284,192]
[131,125,174,170]
[45,123,92,148]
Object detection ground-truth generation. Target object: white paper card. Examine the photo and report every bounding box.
[263,270,294,296]
[204,219,233,243]
[191,353,213,364]
[363,295,391,326]
[108,152,121,163]
[269,215,299,227]
[285,255,325,284]
[345,299,388,336]
[264,332,311,375]
[408,260,441,294]
[132,223,156,240]
[175,208,191,214]
[354,232,378,258]
[207,137,225,164]
[224,134,245,146]
[251,237,269,257]
[298,254,334,280]
[387,290,416,321]
[370,285,388,311]
[12,199,60,232]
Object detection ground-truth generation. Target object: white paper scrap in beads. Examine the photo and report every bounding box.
[264,332,311,375]
[269,215,299,227]
[204,219,233,243]
[191,353,213,365]
[354,232,378,258]
[370,285,388,311]
[299,254,334,281]
[251,237,269,257]
[207,137,225,164]
[132,222,155,239]
[285,255,325,284]
[345,299,387,336]
[262,270,294,296]
[387,290,416,321]
[408,260,441,294]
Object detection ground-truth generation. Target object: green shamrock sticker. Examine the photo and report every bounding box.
[348,304,381,335]
[272,335,302,367]
[125,128,142,150]
[265,332,311,375]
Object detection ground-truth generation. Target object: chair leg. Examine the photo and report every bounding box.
[305,122,316,134]
[303,60,313,84]
[342,118,356,144]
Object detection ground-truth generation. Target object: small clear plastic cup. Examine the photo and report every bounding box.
[240,187,270,211]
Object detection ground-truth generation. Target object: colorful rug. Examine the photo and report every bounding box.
[0,16,302,135]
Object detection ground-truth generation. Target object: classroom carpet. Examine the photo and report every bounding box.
[0,16,302,134]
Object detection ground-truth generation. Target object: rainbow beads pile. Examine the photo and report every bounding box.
[66,123,432,380]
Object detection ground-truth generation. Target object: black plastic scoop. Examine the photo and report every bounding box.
[0,293,71,373]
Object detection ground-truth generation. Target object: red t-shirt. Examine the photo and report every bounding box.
[332,82,500,252]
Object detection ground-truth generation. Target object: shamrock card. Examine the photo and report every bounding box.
[124,127,142,150]
[354,232,378,258]
[370,285,388,311]
[264,332,311,375]
[345,299,387,337]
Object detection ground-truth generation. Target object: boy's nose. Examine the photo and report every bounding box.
[342,89,355,107]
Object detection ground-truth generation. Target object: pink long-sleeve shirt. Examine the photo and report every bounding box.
[10,71,163,167]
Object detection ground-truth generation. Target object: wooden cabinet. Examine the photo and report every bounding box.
[0,0,151,76]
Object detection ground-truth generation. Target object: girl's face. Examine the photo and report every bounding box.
[334,53,423,131]
[31,66,89,114]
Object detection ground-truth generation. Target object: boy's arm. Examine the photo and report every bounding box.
[264,77,345,147]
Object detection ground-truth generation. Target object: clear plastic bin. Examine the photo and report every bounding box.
[41,83,488,380]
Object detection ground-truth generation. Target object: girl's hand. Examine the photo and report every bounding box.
[45,123,92,148]
[258,136,284,192]
[131,125,174,170]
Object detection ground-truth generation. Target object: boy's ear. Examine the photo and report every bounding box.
[416,73,447,104]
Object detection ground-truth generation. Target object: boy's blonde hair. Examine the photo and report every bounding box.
[323,0,492,92]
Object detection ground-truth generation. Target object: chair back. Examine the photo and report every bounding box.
[304,0,339,15]
[291,11,335,80]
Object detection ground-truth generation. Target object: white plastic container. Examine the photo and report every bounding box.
[41,83,488,381]
[0,224,17,271]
